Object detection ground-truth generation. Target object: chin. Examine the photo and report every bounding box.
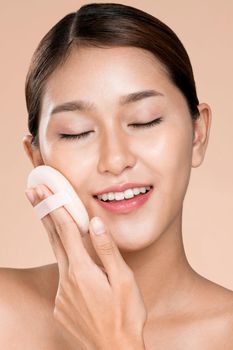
[109,222,163,253]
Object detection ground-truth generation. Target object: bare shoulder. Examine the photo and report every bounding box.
[212,282,233,347]
[199,274,233,311]
[195,274,233,348]
[0,264,59,344]
[211,288,233,349]
[0,263,58,302]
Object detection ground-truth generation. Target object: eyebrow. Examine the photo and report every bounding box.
[51,89,164,115]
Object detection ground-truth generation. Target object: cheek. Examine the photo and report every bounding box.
[144,125,193,197]
[166,136,192,209]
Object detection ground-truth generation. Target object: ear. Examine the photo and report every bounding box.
[192,103,212,168]
[22,135,44,167]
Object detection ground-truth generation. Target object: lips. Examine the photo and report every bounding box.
[93,182,153,196]
[93,186,154,214]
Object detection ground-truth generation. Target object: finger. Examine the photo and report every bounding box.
[35,184,95,270]
[25,186,68,279]
[89,217,133,285]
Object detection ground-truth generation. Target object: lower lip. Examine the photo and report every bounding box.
[94,188,153,214]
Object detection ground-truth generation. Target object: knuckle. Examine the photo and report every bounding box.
[47,231,55,245]
[68,265,83,283]
[119,268,135,287]
[54,294,66,319]
[56,284,67,301]
[97,241,114,255]
[48,229,59,246]
[53,306,58,318]
[126,267,134,280]
[53,305,62,321]
[53,306,66,327]
[68,265,77,281]
[58,281,67,296]
[55,219,76,233]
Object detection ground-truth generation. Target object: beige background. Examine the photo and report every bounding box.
[0,1,232,290]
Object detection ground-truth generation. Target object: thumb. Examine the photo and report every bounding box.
[89,216,128,279]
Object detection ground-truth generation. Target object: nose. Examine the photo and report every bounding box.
[97,126,136,176]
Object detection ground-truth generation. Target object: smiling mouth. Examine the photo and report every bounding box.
[92,186,154,214]
[93,186,153,202]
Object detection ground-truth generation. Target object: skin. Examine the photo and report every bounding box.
[1,46,233,349]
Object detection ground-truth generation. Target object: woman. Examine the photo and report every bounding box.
[1,3,233,349]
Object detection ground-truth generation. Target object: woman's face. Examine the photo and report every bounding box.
[37,46,195,251]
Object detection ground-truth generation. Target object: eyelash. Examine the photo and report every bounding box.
[59,117,163,140]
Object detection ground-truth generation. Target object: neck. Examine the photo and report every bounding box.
[121,210,197,318]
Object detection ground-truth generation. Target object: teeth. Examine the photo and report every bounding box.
[101,193,108,201]
[115,192,125,201]
[139,187,146,193]
[124,189,134,199]
[97,186,151,202]
[133,188,140,195]
[107,192,115,201]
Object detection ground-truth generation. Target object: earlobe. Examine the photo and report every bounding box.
[191,103,212,168]
[22,135,44,167]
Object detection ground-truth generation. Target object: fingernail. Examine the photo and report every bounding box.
[91,217,106,235]
[25,189,35,204]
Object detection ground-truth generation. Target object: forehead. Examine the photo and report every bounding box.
[41,46,183,115]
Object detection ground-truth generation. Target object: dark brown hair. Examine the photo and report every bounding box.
[25,2,200,147]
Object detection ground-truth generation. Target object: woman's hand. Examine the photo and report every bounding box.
[25,184,147,350]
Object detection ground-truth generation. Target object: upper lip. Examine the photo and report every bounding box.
[93,183,153,196]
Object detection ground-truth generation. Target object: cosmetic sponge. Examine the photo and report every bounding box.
[27,165,89,235]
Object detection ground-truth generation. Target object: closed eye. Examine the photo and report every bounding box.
[129,117,163,128]
[59,131,94,140]
[59,117,163,140]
